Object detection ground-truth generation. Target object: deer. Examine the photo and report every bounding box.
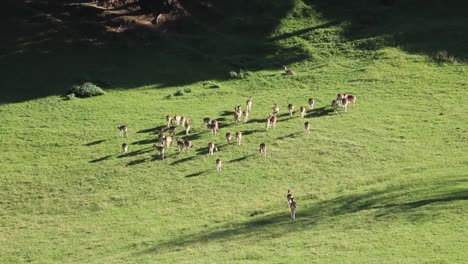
[346,94,357,107]
[184,139,193,151]
[165,115,172,128]
[180,116,188,127]
[176,138,185,152]
[246,96,253,112]
[333,98,349,113]
[203,117,212,128]
[234,111,241,123]
[236,131,243,146]
[209,120,219,136]
[154,144,165,160]
[167,125,177,136]
[242,110,249,123]
[163,135,173,148]
[184,122,191,136]
[121,143,128,154]
[234,105,242,122]
[283,65,296,75]
[157,128,165,144]
[266,114,272,130]
[308,98,315,110]
[225,132,232,144]
[300,106,306,118]
[173,115,182,126]
[304,121,311,134]
[216,159,222,172]
[288,103,295,118]
[270,112,278,129]
[259,143,267,156]
[117,125,128,137]
[208,142,218,156]
[273,103,280,114]
[289,196,297,220]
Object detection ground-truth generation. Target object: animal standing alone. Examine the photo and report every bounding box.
[216,159,222,172]
[300,106,306,118]
[208,142,218,156]
[283,65,296,75]
[259,143,267,156]
[304,121,311,134]
[288,103,295,118]
[225,132,232,144]
[236,131,243,146]
[121,143,128,154]
[117,125,128,137]
[308,98,315,110]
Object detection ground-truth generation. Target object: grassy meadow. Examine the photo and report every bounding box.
[1,0,467,263]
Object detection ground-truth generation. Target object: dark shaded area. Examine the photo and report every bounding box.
[276,132,302,141]
[137,125,166,134]
[118,148,152,158]
[170,155,197,166]
[304,0,468,60]
[131,138,157,145]
[2,0,467,104]
[83,139,106,146]
[89,155,112,163]
[137,177,468,254]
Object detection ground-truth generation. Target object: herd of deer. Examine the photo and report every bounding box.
[115,67,357,172]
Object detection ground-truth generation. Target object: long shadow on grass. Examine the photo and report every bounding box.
[276,132,302,141]
[228,154,255,163]
[118,148,153,158]
[185,170,209,178]
[126,158,148,166]
[137,125,166,134]
[89,155,112,163]
[132,138,157,145]
[83,139,106,146]
[137,177,468,255]
[308,106,334,118]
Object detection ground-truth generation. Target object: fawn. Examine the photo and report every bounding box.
[216,159,222,172]
[208,142,218,155]
[121,143,128,154]
[259,143,267,156]
[246,96,253,112]
[308,98,315,110]
[300,106,306,118]
[236,131,243,146]
[288,103,295,118]
[117,125,128,137]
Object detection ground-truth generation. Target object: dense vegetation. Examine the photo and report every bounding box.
[1,0,467,262]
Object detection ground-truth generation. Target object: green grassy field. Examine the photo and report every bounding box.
[1,0,467,263]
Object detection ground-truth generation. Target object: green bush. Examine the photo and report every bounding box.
[184,87,192,93]
[203,81,221,89]
[174,89,184,96]
[229,69,248,79]
[433,50,457,65]
[69,82,105,98]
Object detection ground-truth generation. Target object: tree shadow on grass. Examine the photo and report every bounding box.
[137,125,166,134]
[132,138,157,145]
[137,177,468,255]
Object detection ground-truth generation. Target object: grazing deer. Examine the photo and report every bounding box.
[236,131,243,146]
[163,135,173,148]
[242,110,249,123]
[246,96,253,112]
[157,128,165,144]
[300,106,306,118]
[117,125,128,137]
[203,117,212,128]
[270,112,278,129]
[121,143,128,154]
[308,98,315,110]
[208,142,218,156]
[167,125,177,136]
[283,65,296,75]
[304,121,311,134]
[209,120,219,136]
[184,139,193,151]
[173,115,182,126]
[337,93,348,102]
[154,144,165,160]
[259,143,267,156]
[176,138,185,152]
[216,159,222,172]
[166,115,172,128]
[288,103,295,118]
[225,132,232,144]
[273,103,280,114]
